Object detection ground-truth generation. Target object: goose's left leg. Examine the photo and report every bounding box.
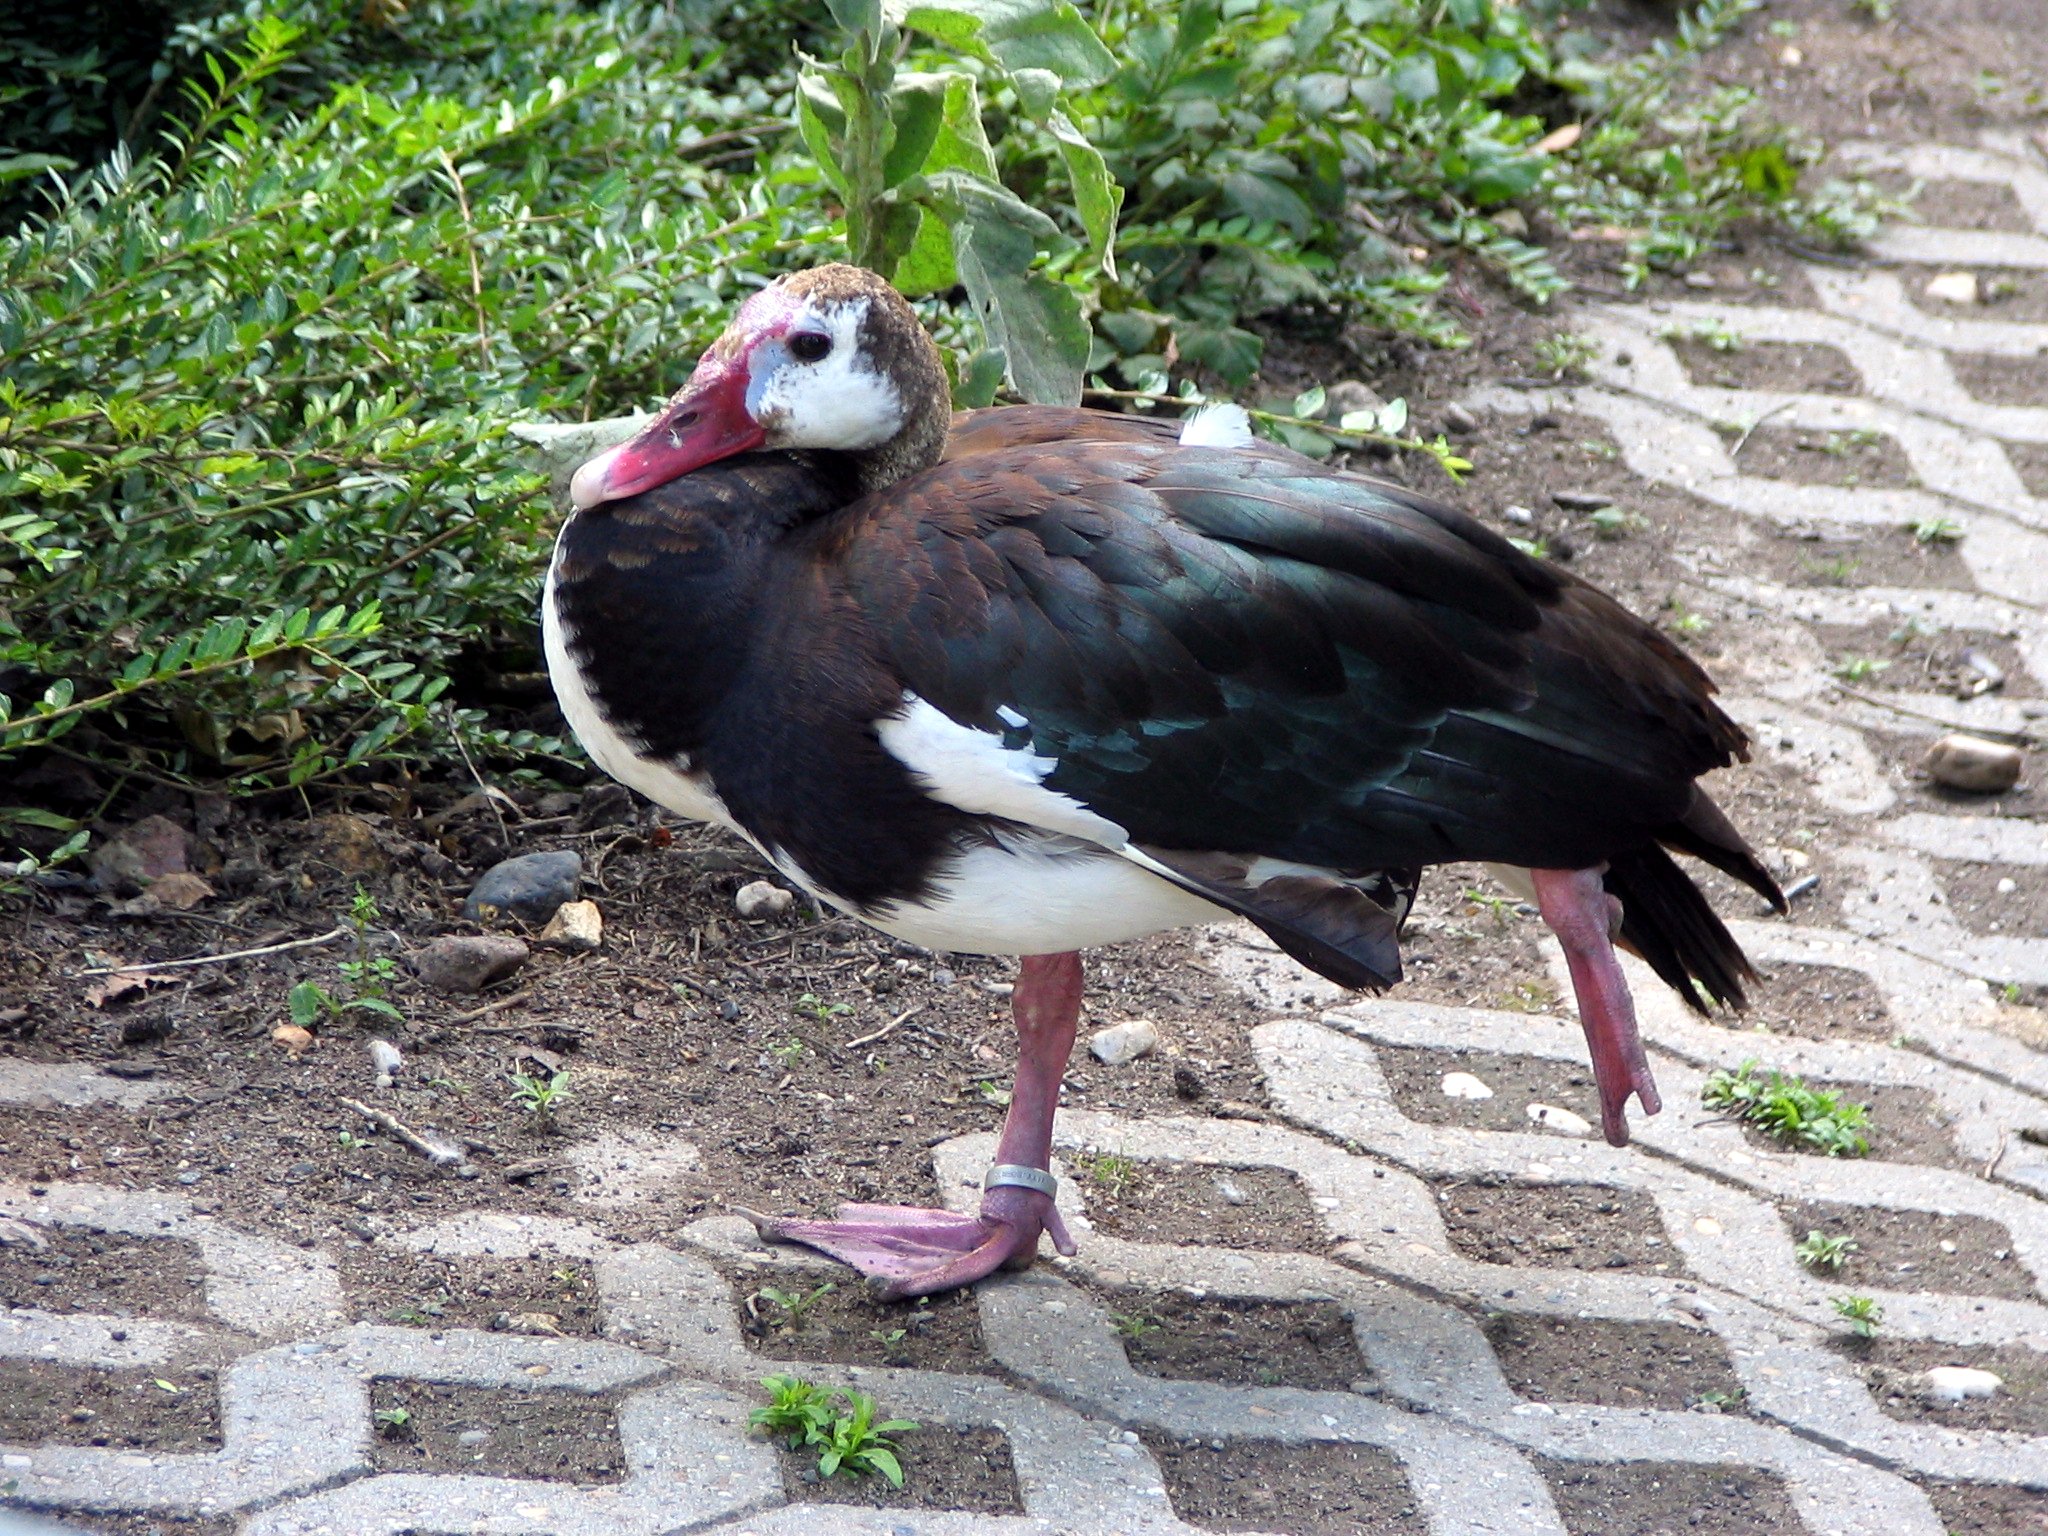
[742,951,1081,1299]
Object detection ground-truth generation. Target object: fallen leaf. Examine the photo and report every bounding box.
[146,873,215,910]
[84,971,177,1008]
[272,1024,316,1057]
[1533,122,1582,154]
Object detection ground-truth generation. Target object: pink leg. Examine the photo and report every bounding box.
[1530,866,1661,1147]
[740,952,1082,1299]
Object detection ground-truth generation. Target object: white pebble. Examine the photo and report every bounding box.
[1922,1366,2002,1403]
[367,1039,403,1087]
[734,880,794,920]
[1526,1102,1593,1136]
[1996,877,2017,895]
[1089,1019,1160,1066]
[1923,271,1980,305]
[1441,1071,1495,1100]
[1214,1176,1247,1206]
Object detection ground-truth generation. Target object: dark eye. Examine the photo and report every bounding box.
[787,332,832,363]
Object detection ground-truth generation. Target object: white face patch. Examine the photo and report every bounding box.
[746,296,905,452]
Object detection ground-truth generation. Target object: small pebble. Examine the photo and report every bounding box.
[1996,877,2017,895]
[539,898,604,951]
[1922,1365,2002,1403]
[1922,733,2023,794]
[1551,489,1613,512]
[1923,271,1980,305]
[1089,1018,1160,1066]
[1442,402,1478,434]
[1441,1071,1495,1100]
[412,934,530,995]
[735,880,795,920]
[1526,1102,1593,1136]
[1502,504,1536,526]
[1321,379,1385,422]
[457,1428,490,1446]
[1214,1175,1247,1206]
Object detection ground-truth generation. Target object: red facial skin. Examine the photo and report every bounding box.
[568,285,813,511]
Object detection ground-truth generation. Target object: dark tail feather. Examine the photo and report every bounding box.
[1661,787,1787,913]
[1604,842,1758,1014]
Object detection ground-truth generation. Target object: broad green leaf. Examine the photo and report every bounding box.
[896,0,1116,87]
[1044,109,1120,277]
[892,206,957,296]
[825,0,884,36]
[914,73,996,180]
[883,79,946,188]
[929,172,1089,405]
[954,346,1008,408]
[289,982,326,1028]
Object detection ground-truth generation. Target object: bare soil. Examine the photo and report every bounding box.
[775,1425,1022,1514]
[1430,1177,1687,1277]
[1141,1436,1425,1535]
[1084,1284,1368,1392]
[367,1380,626,1482]
[1538,1460,1803,1536]
[0,1229,211,1322]
[731,1266,991,1373]
[0,1359,222,1453]
[1854,1338,2048,1437]
[1078,1159,1329,1253]
[1917,1479,2048,1536]
[1374,1042,1601,1137]
[1782,1198,2037,1303]
[1481,1315,1746,1413]
[340,1247,603,1334]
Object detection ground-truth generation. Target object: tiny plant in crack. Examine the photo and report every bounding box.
[508,1068,570,1123]
[1911,515,1963,545]
[373,1405,413,1440]
[749,1282,836,1332]
[290,886,403,1030]
[1832,1294,1882,1338]
[794,992,853,1023]
[1533,332,1598,379]
[749,1375,918,1488]
[1073,1149,1143,1200]
[1701,1060,1870,1156]
[1109,1309,1162,1341]
[1796,1230,1858,1272]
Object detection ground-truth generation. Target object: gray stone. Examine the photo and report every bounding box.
[1922,733,2024,794]
[1442,402,1478,434]
[1550,489,1614,512]
[1088,1019,1160,1066]
[463,850,582,925]
[411,935,529,995]
[734,880,794,920]
[88,814,191,895]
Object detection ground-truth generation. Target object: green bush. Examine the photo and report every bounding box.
[0,0,1880,865]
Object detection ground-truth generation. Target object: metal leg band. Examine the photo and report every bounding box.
[982,1163,1057,1198]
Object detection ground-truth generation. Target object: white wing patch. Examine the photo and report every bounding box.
[1178,402,1255,449]
[875,695,1129,846]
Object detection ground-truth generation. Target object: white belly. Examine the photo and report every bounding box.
[857,834,1223,957]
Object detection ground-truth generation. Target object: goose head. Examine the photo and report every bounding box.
[568,264,951,511]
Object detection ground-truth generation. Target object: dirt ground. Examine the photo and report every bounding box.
[4,3,2046,1533]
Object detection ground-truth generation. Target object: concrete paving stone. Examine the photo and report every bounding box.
[1,1342,368,1521]
[1808,267,2048,356]
[393,1208,616,1260]
[242,1380,779,1536]
[0,1181,343,1337]
[0,1062,175,1111]
[326,1323,669,1394]
[0,1308,221,1370]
